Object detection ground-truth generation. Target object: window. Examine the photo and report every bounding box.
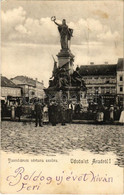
[120,76,123,81]
[111,87,115,93]
[120,87,123,92]
[72,95,76,99]
[106,88,110,93]
[106,80,110,84]
[31,91,35,95]
[101,87,104,93]
[111,79,116,83]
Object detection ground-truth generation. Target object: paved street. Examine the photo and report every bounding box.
[1,121,124,166]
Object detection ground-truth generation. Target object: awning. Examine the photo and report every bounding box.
[0,97,6,100]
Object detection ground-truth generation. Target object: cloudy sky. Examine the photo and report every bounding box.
[1,0,123,87]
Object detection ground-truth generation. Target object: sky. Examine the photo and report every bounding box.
[1,0,124,87]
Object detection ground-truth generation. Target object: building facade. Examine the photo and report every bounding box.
[116,58,124,106]
[79,58,124,106]
[1,76,22,105]
[11,76,45,102]
[1,76,21,98]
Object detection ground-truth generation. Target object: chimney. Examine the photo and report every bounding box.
[104,61,108,65]
[35,78,38,81]
[90,62,94,65]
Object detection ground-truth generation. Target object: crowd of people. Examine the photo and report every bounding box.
[27,101,124,125]
[89,104,123,123]
[1,99,124,125]
[34,100,73,127]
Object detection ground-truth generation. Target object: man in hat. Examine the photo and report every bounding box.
[34,100,44,127]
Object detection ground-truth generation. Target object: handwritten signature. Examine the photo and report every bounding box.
[6,167,113,192]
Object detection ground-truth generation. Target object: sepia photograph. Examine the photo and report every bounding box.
[0,0,124,194]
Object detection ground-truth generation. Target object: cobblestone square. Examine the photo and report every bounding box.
[1,121,124,166]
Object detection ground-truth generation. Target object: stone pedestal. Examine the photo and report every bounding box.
[57,49,75,75]
[45,86,87,106]
[45,47,87,110]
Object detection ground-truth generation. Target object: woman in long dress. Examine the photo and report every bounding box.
[119,108,124,123]
[109,105,114,122]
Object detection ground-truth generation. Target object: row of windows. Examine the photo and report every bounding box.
[84,75,123,80]
[2,88,21,96]
[84,78,116,84]
[83,76,123,84]
[85,80,116,84]
[84,76,115,79]
[87,86,123,93]
[87,87,116,94]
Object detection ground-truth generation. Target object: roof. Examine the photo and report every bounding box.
[79,64,117,76]
[1,76,20,88]
[117,58,124,71]
[11,76,36,87]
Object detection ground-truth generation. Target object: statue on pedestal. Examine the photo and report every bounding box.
[51,16,73,50]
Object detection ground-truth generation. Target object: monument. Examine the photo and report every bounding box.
[45,16,88,110]
[51,16,74,75]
